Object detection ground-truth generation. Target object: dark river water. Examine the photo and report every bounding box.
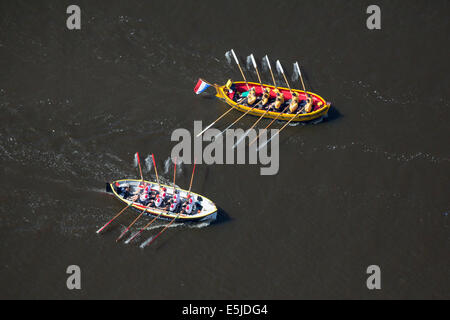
[0,0,448,299]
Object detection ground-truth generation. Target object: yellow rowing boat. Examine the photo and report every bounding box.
[213,80,331,122]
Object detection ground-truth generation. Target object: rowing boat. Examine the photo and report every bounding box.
[106,179,218,222]
[213,80,331,122]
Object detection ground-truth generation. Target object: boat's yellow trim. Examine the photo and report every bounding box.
[110,179,217,220]
[215,81,330,122]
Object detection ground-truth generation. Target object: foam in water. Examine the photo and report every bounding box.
[163,156,172,174]
[292,63,299,82]
[225,51,232,65]
[246,55,252,71]
[139,236,154,249]
[144,154,153,173]
[261,56,268,72]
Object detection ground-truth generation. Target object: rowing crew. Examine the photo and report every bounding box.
[115,182,202,215]
[232,86,321,114]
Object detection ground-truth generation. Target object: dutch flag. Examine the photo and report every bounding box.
[194,79,211,95]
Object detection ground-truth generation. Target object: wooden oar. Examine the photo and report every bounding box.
[248,104,291,147]
[276,60,293,95]
[257,107,304,151]
[173,157,177,188]
[126,208,167,243]
[135,152,144,183]
[196,107,235,137]
[265,55,277,88]
[231,49,250,90]
[187,160,196,196]
[116,206,147,242]
[213,102,262,140]
[143,160,197,247]
[151,153,160,186]
[250,54,264,92]
[294,62,309,99]
[96,202,132,234]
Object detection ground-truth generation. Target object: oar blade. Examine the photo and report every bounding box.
[231,49,239,65]
[265,55,272,70]
[276,60,284,75]
[250,54,257,69]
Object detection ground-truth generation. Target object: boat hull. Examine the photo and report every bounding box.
[106,179,218,223]
[214,81,331,122]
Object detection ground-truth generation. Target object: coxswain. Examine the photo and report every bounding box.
[116,182,132,199]
[195,196,203,214]
[287,92,299,114]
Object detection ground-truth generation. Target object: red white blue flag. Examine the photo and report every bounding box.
[194,79,211,94]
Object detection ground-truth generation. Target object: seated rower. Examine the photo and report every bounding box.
[271,89,285,112]
[303,96,314,113]
[138,191,153,206]
[258,87,271,109]
[245,87,257,106]
[287,92,299,114]
[165,189,181,211]
[180,195,195,215]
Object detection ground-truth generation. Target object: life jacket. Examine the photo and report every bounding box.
[172,193,180,204]
[261,89,271,105]
[274,92,284,110]
[169,202,177,212]
[137,184,145,193]
[304,97,314,113]
[143,185,153,195]
[185,204,193,214]
[154,192,166,207]
[289,94,299,113]
[139,192,149,202]
[247,89,257,105]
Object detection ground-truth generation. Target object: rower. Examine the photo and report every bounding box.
[154,188,167,207]
[259,87,271,109]
[138,191,151,206]
[303,96,314,113]
[165,189,181,211]
[181,195,195,215]
[272,89,284,111]
[246,87,257,106]
[287,92,299,114]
